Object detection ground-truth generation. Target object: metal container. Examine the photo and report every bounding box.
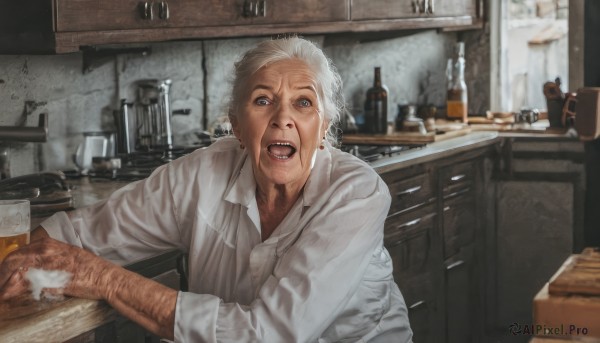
[135,79,173,151]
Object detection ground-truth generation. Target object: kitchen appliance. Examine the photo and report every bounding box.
[340,144,424,163]
[574,87,600,141]
[513,108,539,125]
[543,78,565,128]
[115,79,174,157]
[135,79,174,151]
[73,131,115,174]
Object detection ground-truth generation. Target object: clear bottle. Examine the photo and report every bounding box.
[364,67,388,134]
[446,42,468,122]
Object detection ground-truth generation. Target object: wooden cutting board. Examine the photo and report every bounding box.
[342,127,472,145]
[548,248,600,297]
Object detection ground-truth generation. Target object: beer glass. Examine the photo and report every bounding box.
[0,200,30,263]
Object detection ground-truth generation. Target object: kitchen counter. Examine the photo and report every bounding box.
[0,295,116,343]
[371,131,501,174]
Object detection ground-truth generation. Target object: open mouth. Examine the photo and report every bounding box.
[267,142,297,160]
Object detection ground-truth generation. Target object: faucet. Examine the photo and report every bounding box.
[0,113,48,179]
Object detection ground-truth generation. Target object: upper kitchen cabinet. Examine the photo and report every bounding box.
[0,0,349,54]
[0,0,482,54]
[351,0,481,29]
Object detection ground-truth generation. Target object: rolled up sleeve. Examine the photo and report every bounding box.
[40,163,184,265]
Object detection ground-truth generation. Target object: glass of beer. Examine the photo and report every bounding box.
[0,199,30,263]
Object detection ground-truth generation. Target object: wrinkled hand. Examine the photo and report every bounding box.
[0,237,115,301]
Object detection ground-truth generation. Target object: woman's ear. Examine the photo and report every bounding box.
[321,120,330,137]
[230,115,241,139]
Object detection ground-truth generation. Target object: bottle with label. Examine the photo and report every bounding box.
[446,42,468,122]
[364,67,388,134]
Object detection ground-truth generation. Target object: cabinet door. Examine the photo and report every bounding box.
[385,206,442,342]
[440,160,477,258]
[54,0,243,32]
[250,0,349,25]
[351,0,419,21]
[444,245,475,343]
[442,193,476,258]
[351,0,474,21]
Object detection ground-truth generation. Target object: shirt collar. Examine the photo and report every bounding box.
[224,143,333,208]
[224,152,256,207]
[302,143,333,207]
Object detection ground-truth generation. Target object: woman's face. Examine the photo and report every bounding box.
[232,59,328,189]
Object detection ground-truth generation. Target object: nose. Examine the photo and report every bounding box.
[270,103,295,129]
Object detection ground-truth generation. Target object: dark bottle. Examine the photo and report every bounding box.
[364,67,388,134]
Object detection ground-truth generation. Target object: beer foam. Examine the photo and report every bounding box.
[25,268,72,301]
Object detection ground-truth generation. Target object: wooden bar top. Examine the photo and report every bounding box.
[2,178,127,342]
[0,295,117,343]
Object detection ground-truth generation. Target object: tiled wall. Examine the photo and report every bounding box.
[0,29,489,177]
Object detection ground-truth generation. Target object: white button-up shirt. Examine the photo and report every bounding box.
[42,137,413,343]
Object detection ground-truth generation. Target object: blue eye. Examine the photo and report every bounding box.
[297,98,312,108]
[255,97,271,106]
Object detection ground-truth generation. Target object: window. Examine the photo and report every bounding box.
[490,0,569,113]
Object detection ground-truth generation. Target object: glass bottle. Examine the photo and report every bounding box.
[364,67,388,134]
[446,42,468,122]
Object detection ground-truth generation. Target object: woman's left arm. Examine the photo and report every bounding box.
[0,237,178,340]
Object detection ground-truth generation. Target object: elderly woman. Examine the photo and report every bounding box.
[0,37,412,342]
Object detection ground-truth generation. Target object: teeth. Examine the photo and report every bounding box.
[267,142,296,159]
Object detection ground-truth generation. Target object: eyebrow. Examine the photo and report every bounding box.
[249,84,317,93]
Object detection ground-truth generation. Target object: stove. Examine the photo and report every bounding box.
[340,144,425,163]
[84,145,206,181]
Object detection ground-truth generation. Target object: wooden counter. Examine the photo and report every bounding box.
[0,295,116,343]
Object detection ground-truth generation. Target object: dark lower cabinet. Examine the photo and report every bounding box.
[385,205,443,341]
[382,146,491,343]
[444,244,476,343]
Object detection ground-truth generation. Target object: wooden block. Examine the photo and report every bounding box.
[533,283,600,339]
[549,248,600,297]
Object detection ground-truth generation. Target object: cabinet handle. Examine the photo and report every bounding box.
[427,0,434,14]
[450,174,466,182]
[396,185,421,197]
[243,0,254,17]
[443,205,450,212]
[446,260,465,270]
[412,0,421,13]
[399,218,421,229]
[140,2,154,20]
[409,300,426,309]
[243,0,266,17]
[257,0,266,17]
[445,187,471,199]
[158,1,169,20]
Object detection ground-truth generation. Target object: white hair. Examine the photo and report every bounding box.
[228,36,344,144]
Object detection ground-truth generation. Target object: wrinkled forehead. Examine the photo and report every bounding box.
[250,60,322,97]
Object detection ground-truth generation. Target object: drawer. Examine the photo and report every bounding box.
[440,160,476,198]
[382,170,435,215]
[442,193,476,258]
[385,206,437,275]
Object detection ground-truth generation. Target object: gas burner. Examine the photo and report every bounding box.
[86,145,206,181]
[340,144,424,162]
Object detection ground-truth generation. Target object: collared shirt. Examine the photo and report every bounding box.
[42,137,413,343]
